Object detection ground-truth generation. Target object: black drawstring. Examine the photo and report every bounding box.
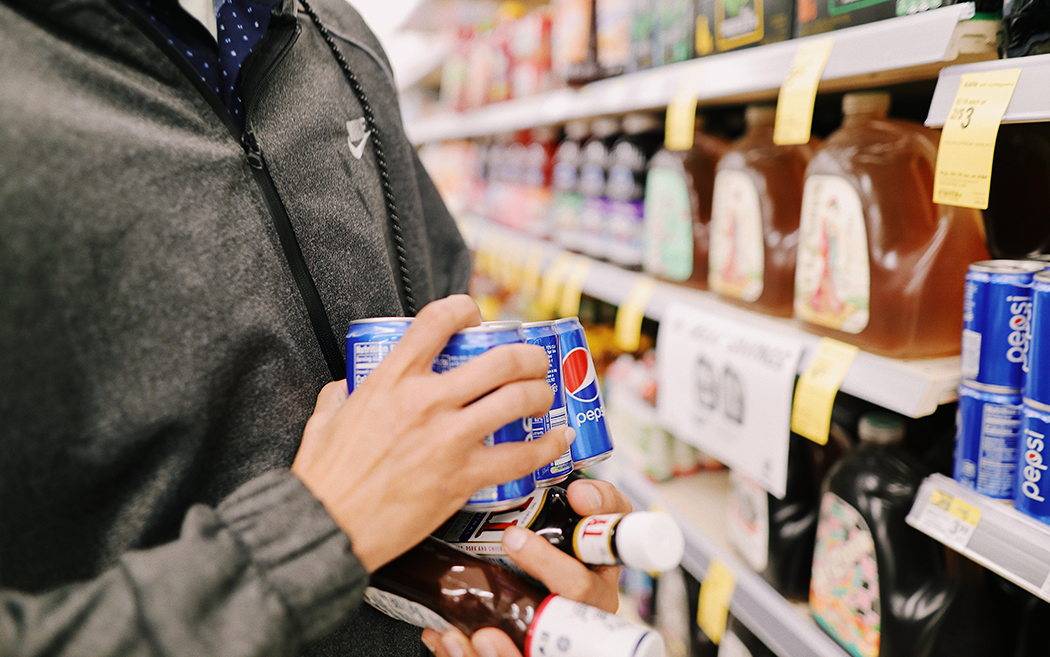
[298,0,418,316]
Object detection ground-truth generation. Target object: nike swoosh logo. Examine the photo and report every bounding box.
[348,131,371,160]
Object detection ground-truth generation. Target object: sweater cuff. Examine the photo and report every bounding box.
[217,469,367,643]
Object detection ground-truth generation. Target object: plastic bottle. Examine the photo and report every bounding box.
[550,120,590,251]
[644,116,729,288]
[521,127,557,238]
[709,104,816,317]
[794,91,990,358]
[367,536,666,657]
[605,113,664,269]
[435,484,685,572]
[809,411,954,657]
[577,117,621,259]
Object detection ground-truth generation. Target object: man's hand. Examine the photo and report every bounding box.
[291,295,574,572]
[421,479,633,657]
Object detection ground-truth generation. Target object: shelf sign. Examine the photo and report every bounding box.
[614,278,657,352]
[791,338,858,445]
[537,252,574,317]
[933,69,1021,210]
[558,257,591,318]
[697,558,736,644]
[774,37,834,146]
[666,63,707,151]
[520,245,545,304]
[656,303,803,498]
[912,487,982,553]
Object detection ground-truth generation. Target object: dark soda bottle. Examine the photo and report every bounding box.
[367,536,665,657]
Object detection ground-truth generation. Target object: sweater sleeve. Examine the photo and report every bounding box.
[0,470,367,657]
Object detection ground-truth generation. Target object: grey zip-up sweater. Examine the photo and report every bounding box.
[0,0,470,655]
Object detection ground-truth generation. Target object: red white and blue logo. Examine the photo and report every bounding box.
[562,347,599,403]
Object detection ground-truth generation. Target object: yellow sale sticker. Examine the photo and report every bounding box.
[948,497,982,527]
[614,278,657,352]
[558,257,591,319]
[791,338,858,444]
[774,37,834,146]
[697,558,736,644]
[933,69,1021,210]
[537,252,574,316]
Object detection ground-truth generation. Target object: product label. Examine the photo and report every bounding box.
[810,493,881,657]
[350,341,397,389]
[573,514,624,565]
[709,170,764,302]
[643,167,694,281]
[976,400,1021,499]
[726,471,769,572]
[527,595,657,657]
[364,587,452,633]
[437,490,547,564]
[795,175,870,334]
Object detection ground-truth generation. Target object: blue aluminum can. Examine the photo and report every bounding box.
[1014,398,1050,524]
[954,382,1022,499]
[961,260,1044,389]
[522,321,574,487]
[434,321,535,511]
[554,317,614,468]
[1022,270,1050,407]
[345,318,412,393]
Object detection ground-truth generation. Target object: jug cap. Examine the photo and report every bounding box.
[564,119,590,141]
[858,411,905,445]
[622,112,662,135]
[745,104,777,126]
[590,117,621,139]
[843,91,891,117]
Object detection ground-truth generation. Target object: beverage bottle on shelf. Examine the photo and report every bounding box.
[550,120,590,251]
[1000,0,1050,58]
[709,104,816,317]
[522,127,557,238]
[718,613,776,657]
[552,0,602,86]
[435,484,685,572]
[656,0,696,65]
[596,0,634,78]
[643,115,729,288]
[367,536,666,657]
[577,117,621,259]
[984,122,1050,258]
[810,411,954,657]
[794,91,989,358]
[605,113,663,269]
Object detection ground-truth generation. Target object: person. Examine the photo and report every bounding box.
[0,1,631,656]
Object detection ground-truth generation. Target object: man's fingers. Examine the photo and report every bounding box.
[438,343,552,406]
[472,628,521,657]
[466,426,574,487]
[379,295,482,375]
[454,379,556,444]
[502,525,619,613]
[566,478,633,516]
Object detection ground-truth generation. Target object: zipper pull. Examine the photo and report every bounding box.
[242,130,264,169]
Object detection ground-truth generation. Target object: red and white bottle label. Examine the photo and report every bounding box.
[527,595,661,657]
[572,514,623,565]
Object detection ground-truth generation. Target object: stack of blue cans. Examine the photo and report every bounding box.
[1016,270,1050,524]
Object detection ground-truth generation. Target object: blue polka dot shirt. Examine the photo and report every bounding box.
[127,0,282,129]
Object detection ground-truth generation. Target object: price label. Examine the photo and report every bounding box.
[791,338,858,445]
[933,69,1021,209]
[520,245,545,304]
[614,278,657,352]
[665,63,706,151]
[915,488,982,552]
[774,37,834,146]
[558,257,591,319]
[537,252,574,316]
[697,559,736,644]
[656,303,803,498]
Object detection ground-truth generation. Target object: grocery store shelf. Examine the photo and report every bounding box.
[907,473,1050,604]
[407,4,996,144]
[926,53,1050,127]
[465,215,961,418]
[599,459,851,657]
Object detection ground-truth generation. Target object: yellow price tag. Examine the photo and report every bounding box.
[665,64,705,151]
[791,338,858,444]
[929,488,954,512]
[774,37,834,146]
[521,245,545,303]
[537,252,574,316]
[933,69,1021,210]
[697,559,736,644]
[558,257,591,319]
[614,278,656,352]
[948,498,982,526]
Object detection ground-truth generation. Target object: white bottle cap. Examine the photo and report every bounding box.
[614,512,685,572]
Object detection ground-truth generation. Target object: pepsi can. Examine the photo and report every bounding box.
[434,321,535,511]
[1015,398,1050,524]
[961,260,1044,389]
[1023,270,1050,407]
[522,321,574,487]
[346,318,412,393]
[554,317,614,468]
[954,382,1022,499]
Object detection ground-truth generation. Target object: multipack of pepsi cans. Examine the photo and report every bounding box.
[955,259,1050,525]
[346,315,613,512]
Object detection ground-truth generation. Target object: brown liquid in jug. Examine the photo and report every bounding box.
[794,92,989,358]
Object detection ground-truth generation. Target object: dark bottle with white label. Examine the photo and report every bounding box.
[436,485,685,573]
[367,536,665,657]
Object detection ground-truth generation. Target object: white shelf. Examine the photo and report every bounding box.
[906,473,1050,603]
[465,215,961,419]
[407,4,996,144]
[599,459,851,657]
[925,52,1050,127]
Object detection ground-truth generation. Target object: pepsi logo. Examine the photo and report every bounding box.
[562,347,599,403]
